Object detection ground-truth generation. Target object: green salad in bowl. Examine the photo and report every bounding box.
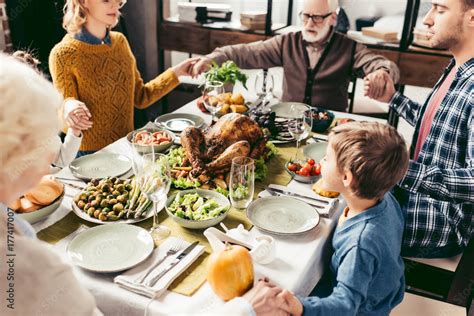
[165,189,230,229]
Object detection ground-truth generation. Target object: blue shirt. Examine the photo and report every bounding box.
[391,58,473,254]
[300,193,405,316]
[74,27,111,45]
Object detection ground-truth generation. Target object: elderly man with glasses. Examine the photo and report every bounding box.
[191,0,399,112]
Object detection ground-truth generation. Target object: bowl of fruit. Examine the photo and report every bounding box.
[310,108,335,133]
[126,127,175,154]
[285,159,321,183]
[197,92,248,116]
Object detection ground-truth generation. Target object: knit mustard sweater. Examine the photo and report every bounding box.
[49,32,179,151]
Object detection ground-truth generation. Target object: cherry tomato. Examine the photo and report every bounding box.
[307,159,315,166]
[313,163,321,175]
[288,163,298,172]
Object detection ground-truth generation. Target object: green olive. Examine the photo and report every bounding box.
[101,184,110,193]
[113,203,124,212]
[84,203,91,211]
[98,213,107,221]
[88,195,95,202]
[79,193,88,201]
[112,190,120,197]
[100,199,109,208]
[93,209,100,218]
[107,194,115,200]
[109,198,118,205]
[117,195,126,203]
[87,208,94,216]
[77,200,86,209]
[125,184,133,191]
[116,184,125,192]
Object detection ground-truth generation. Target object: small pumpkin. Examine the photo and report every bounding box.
[207,243,254,301]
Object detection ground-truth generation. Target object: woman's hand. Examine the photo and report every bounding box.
[63,99,93,135]
[172,57,200,77]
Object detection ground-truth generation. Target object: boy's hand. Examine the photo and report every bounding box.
[243,278,290,315]
[363,70,396,103]
[64,99,92,131]
[191,57,212,78]
[279,290,303,316]
[172,57,200,77]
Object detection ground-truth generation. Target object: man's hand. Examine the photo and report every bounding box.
[363,69,396,103]
[63,99,92,135]
[191,57,212,78]
[243,279,290,316]
[172,57,200,77]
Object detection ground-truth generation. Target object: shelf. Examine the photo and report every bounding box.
[164,16,287,36]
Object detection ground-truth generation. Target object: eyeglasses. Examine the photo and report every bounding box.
[101,0,127,9]
[299,12,332,24]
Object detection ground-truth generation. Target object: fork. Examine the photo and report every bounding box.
[134,239,185,284]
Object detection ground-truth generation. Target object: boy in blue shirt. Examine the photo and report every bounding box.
[250,121,410,315]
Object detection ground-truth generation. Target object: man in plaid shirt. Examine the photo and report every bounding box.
[365,0,473,258]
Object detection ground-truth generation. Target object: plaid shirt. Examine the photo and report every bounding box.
[390,58,473,253]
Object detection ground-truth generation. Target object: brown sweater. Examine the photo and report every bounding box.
[49,32,180,151]
[207,31,399,111]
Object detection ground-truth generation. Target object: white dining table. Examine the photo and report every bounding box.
[34,98,385,315]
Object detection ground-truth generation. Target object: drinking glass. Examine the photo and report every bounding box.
[203,80,225,123]
[229,157,255,210]
[254,70,275,100]
[287,104,313,162]
[131,150,171,243]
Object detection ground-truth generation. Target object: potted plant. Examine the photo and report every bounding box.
[204,61,248,92]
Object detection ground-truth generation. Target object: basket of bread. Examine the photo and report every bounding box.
[9,175,65,224]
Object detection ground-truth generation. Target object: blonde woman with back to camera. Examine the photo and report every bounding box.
[0,53,100,315]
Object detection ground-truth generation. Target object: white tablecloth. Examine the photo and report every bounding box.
[34,99,384,315]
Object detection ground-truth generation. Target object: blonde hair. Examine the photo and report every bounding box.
[63,0,121,34]
[329,121,409,200]
[0,53,62,183]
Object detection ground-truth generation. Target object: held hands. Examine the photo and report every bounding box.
[63,99,92,137]
[190,56,212,78]
[244,278,303,316]
[171,57,200,77]
[363,69,396,103]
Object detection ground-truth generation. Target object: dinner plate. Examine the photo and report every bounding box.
[69,153,132,181]
[247,196,320,235]
[71,198,165,225]
[303,142,328,162]
[67,224,154,273]
[155,113,205,133]
[270,102,311,118]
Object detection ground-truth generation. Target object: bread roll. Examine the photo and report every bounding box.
[312,179,340,198]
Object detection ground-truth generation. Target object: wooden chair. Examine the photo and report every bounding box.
[400,239,474,314]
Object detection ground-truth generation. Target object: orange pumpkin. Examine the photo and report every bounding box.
[207,244,254,301]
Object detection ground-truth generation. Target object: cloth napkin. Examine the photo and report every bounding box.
[114,237,205,298]
[259,184,339,218]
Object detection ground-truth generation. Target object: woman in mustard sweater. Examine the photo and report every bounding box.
[50,0,196,155]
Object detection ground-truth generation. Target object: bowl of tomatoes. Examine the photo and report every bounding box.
[126,127,175,154]
[285,159,321,183]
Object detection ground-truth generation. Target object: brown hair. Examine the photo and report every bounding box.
[329,121,409,200]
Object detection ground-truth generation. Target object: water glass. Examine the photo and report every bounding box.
[229,157,255,210]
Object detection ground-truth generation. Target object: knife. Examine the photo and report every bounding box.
[266,187,330,205]
[146,241,199,287]
[265,188,328,218]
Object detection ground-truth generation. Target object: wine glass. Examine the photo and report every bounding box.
[229,157,255,210]
[203,80,225,123]
[287,104,313,162]
[254,70,275,111]
[131,150,171,243]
